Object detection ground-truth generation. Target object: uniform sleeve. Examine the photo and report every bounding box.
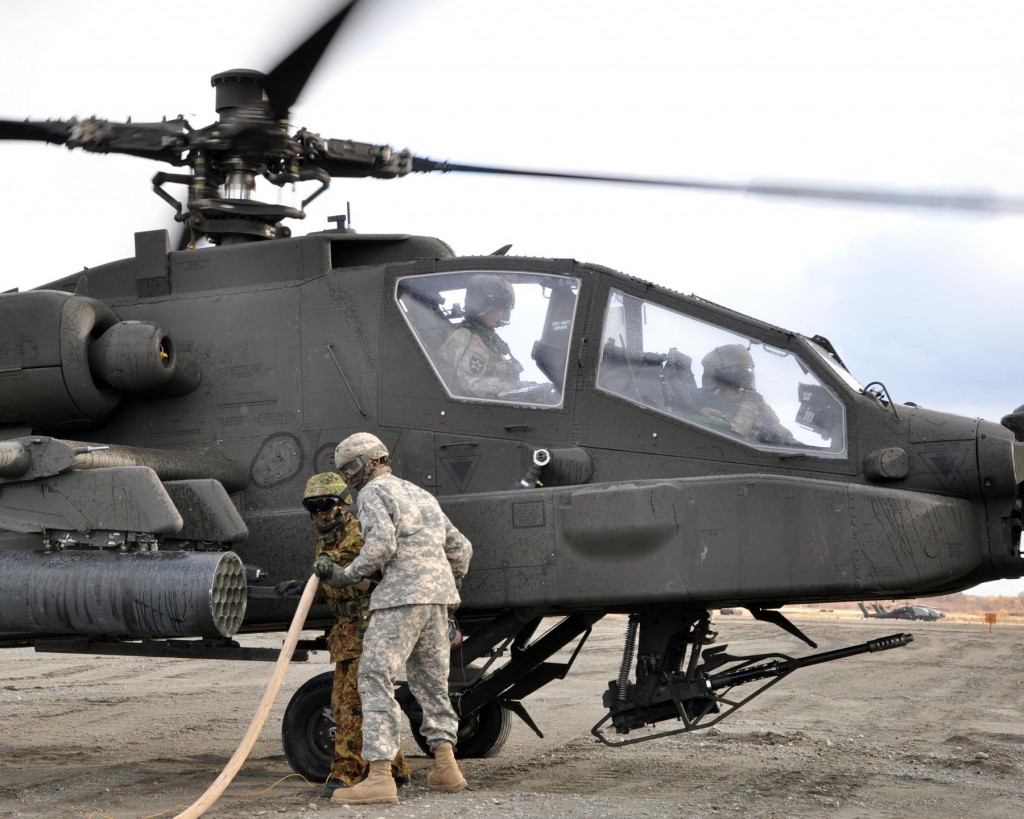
[312,535,328,603]
[440,327,520,398]
[335,514,366,564]
[438,328,471,381]
[441,513,473,582]
[340,490,398,583]
[324,516,366,598]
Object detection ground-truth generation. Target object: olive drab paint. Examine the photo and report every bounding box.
[0,0,1021,775]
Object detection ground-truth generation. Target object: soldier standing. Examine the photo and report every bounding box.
[277,472,410,797]
[316,432,472,806]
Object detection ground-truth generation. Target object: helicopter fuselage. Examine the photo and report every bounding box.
[0,225,1019,640]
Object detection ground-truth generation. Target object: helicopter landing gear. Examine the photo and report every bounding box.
[407,698,512,759]
[281,670,514,781]
[281,670,335,783]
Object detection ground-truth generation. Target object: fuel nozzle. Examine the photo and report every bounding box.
[517,448,551,488]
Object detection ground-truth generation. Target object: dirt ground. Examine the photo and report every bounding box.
[1,612,1022,819]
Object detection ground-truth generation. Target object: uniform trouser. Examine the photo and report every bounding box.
[358,604,459,761]
[330,656,410,785]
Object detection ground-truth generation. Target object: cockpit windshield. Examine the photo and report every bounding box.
[805,336,864,394]
[597,290,847,456]
[396,271,580,408]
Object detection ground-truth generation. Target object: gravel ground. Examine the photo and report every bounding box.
[0,613,1021,818]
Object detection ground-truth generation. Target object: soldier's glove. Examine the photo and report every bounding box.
[275,579,306,598]
[314,554,358,588]
[313,554,336,579]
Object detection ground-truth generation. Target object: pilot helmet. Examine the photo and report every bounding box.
[465,275,515,325]
[334,432,389,488]
[701,344,755,392]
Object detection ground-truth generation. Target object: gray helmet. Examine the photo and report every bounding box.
[334,432,389,484]
[335,432,389,466]
[465,275,515,325]
[701,344,755,391]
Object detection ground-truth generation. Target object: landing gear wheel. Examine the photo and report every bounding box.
[282,670,335,782]
[408,699,512,759]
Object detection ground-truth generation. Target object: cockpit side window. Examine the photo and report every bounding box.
[597,289,847,456]
[395,271,581,408]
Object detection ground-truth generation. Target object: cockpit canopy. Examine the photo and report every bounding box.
[396,273,847,457]
[597,290,847,456]
[396,271,581,408]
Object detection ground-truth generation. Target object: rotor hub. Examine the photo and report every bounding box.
[211,69,270,116]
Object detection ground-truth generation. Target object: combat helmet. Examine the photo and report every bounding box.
[303,472,352,502]
[465,274,515,326]
[701,344,755,392]
[334,432,389,488]
[302,471,352,514]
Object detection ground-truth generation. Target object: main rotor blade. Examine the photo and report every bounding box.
[410,157,1024,214]
[264,0,362,121]
[2,118,189,163]
[0,119,70,144]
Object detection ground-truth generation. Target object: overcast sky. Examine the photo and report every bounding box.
[1,0,1023,595]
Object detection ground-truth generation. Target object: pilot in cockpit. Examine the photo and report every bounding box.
[439,274,525,398]
[695,344,797,445]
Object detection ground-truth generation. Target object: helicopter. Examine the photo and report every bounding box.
[1,0,1023,783]
[858,602,946,621]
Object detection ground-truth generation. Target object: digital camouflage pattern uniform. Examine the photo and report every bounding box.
[438,318,523,398]
[305,474,410,786]
[337,472,473,761]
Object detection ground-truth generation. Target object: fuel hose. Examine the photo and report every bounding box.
[175,573,320,818]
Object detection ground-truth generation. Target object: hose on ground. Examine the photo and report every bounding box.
[175,573,320,818]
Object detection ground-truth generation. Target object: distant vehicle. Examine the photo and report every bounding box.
[858,602,945,621]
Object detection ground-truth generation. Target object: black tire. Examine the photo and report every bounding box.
[408,698,512,759]
[282,670,335,782]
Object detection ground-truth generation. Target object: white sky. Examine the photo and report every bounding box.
[1,0,1023,595]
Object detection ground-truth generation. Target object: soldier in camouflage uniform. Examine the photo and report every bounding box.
[279,472,410,798]
[696,344,798,445]
[316,432,473,806]
[438,274,524,398]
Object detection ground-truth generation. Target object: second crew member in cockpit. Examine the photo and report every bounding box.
[696,344,797,445]
[439,275,524,398]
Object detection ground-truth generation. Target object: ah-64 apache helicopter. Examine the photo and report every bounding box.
[1,0,1022,782]
[858,602,946,621]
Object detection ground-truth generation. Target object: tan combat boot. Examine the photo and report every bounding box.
[426,741,468,792]
[331,759,398,805]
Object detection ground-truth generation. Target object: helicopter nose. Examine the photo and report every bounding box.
[977,420,1021,497]
[979,420,1024,568]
